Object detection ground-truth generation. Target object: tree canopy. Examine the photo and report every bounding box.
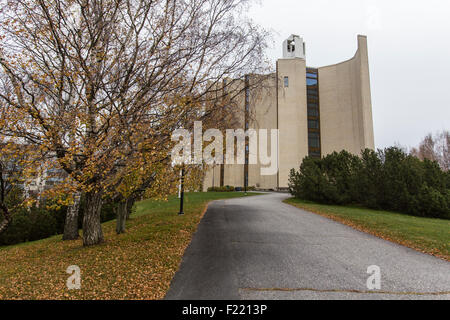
[0,0,269,245]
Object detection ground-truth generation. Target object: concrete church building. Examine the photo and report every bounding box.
[203,34,375,191]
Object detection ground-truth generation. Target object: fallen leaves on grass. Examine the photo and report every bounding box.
[0,193,252,300]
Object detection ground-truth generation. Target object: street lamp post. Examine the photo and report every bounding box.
[212,164,215,189]
[178,166,185,215]
[244,176,247,195]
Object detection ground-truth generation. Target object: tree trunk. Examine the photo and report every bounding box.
[0,203,11,234]
[0,214,11,234]
[63,193,81,240]
[125,197,135,220]
[82,191,104,246]
[116,200,127,234]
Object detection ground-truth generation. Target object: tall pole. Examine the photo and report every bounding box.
[212,164,215,189]
[178,166,185,215]
[178,169,182,198]
[244,175,247,195]
[244,74,249,196]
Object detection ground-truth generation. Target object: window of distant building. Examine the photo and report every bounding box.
[284,76,289,88]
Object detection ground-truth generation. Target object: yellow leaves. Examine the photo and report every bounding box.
[0,0,219,211]
[1,193,236,299]
[23,198,37,208]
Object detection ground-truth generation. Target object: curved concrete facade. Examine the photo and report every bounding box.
[203,35,375,191]
[318,35,375,156]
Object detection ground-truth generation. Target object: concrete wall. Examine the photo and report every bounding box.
[203,165,222,191]
[248,74,278,189]
[277,58,309,188]
[318,35,375,156]
[203,79,246,190]
[223,79,246,188]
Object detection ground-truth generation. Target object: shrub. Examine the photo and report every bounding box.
[416,185,450,219]
[289,152,360,205]
[0,191,123,246]
[355,149,383,209]
[289,148,450,219]
[321,151,361,204]
[289,157,326,202]
[207,186,236,192]
[207,185,256,192]
[0,206,63,245]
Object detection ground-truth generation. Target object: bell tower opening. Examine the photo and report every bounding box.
[282,34,306,59]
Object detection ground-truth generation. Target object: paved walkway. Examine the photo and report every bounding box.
[165,193,450,300]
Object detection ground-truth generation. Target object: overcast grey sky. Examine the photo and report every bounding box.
[248,0,450,149]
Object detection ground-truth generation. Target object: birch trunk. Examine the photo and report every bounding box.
[63,193,81,240]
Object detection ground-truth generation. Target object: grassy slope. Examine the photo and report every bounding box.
[0,192,258,300]
[285,198,450,261]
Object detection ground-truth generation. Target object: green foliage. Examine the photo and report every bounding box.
[415,185,450,218]
[207,186,256,192]
[289,148,450,219]
[0,191,124,246]
[4,186,24,209]
[354,149,384,208]
[0,206,62,245]
[207,186,235,192]
[289,151,361,205]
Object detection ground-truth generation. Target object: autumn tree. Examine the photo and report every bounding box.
[0,0,269,245]
[0,144,22,233]
[411,130,449,171]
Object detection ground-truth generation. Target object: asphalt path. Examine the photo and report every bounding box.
[165,193,450,300]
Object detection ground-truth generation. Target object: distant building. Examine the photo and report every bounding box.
[204,34,375,190]
[0,145,67,198]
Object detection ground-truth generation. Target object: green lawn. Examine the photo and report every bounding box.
[285,198,450,261]
[0,192,259,300]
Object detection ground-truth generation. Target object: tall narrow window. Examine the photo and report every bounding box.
[284,76,289,88]
[306,68,321,158]
[308,120,319,129]
[307,78,318,86]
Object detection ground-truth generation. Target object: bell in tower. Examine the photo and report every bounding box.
[282,35,306,59]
